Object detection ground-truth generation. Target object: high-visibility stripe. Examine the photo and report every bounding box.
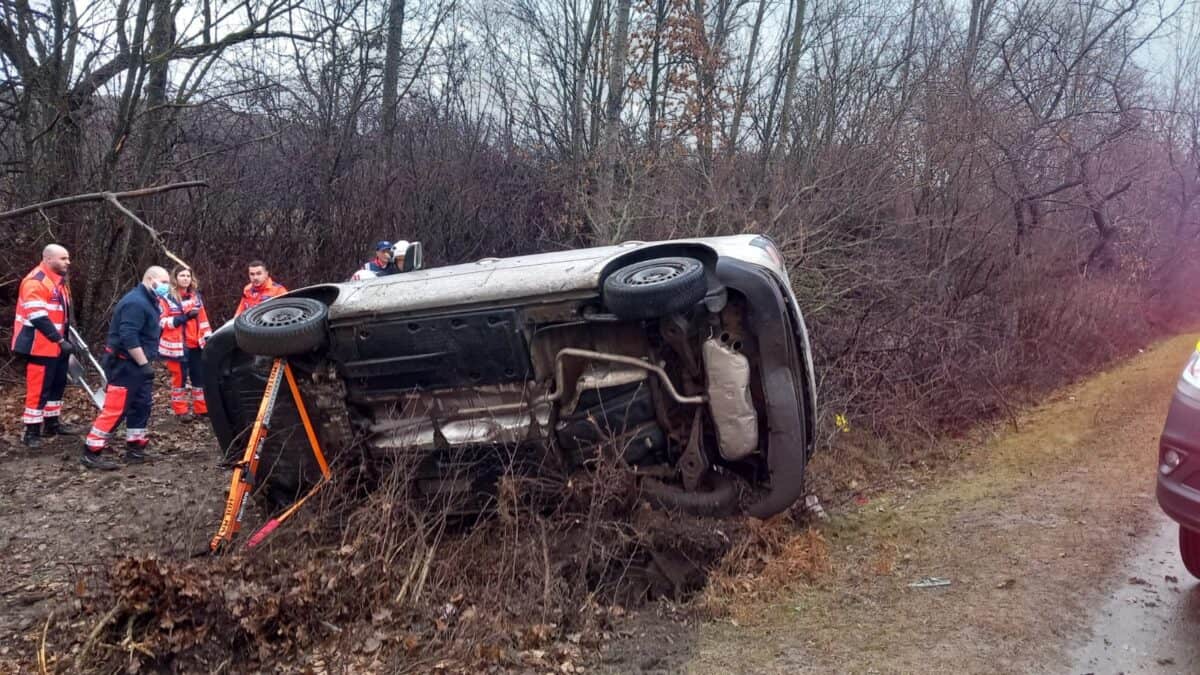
[85,427,111,448]
[85,384,128,451]
[21,300,47,310]
[126,428,148,442]
[27,310,48,320]
[22,407,43,424]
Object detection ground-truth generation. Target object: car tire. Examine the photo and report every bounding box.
[234,297,328,356]
[603,257,707,320]
[1180,525,1200,578]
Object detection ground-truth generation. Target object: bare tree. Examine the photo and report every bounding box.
[381,0,408,156]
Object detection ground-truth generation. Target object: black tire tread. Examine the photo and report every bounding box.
[603,257,706,320]
[234,297,328,356]
[1180,525,1200,579]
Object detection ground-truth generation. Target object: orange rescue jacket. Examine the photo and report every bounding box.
[11,262,71,357]
[158,291,213,359]
[234,279,288,317]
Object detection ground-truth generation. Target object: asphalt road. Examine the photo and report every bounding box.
[1069,510,1200,674]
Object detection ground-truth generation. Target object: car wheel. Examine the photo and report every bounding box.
[640,472,738,517]
[603,257,707,320]
[1180,525,1200,578]
[234,297,328,356]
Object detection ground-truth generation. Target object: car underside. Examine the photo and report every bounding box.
[202,236,816,519]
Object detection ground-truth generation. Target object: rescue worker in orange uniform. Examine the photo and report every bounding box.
[81,266,170,470]
[234,260,288,317]
[12,244,82,448]
[158,266,212,421]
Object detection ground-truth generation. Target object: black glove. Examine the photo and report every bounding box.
[186,308,200,319]
[139,362,155,379]
[58,340,77,357]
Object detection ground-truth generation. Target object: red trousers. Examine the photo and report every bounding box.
[21,354,68,426]
[84,358,153,452]
[164,350,207,415]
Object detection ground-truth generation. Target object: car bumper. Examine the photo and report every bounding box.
[1158,384,1200,532]
[716,258,813,518]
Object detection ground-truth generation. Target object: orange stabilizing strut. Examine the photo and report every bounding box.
[209,358,332,553]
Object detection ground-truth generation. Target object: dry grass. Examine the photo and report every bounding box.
[678,332,1197,674]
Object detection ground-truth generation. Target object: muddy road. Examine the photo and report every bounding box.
[1,334,1198,673]
[1068,510,1200,674]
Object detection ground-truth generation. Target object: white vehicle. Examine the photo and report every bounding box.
[203,235,816,518]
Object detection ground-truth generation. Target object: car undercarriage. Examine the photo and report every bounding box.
[203,238,816,519]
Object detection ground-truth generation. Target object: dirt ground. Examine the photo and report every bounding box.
[0,334,1193,673]
[0,377,227,668]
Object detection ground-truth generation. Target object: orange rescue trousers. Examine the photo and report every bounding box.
[21,354,68,427]
[164,350,207,415]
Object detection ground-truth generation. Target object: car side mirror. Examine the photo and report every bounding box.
[403,242,423,272]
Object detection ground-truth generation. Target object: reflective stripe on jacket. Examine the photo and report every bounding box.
[11,262,71,357]
[158,291,213,359]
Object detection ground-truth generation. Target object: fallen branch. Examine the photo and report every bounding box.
[0,181,207,220]
[0,180,206,270]
[75,603,121,670]
[103,193,189,269]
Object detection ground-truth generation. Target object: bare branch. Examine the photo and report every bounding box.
[0,180,208,220]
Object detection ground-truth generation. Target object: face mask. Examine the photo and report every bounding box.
[154,282,170,298]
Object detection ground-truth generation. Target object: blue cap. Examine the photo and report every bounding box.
[376,240,393,251]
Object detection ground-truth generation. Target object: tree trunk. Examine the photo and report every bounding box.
[595,0,633,242]
[774,0,807,159]
[646,0,667,156]
[381,0,406,158]
[571,0,604,165]
[137,0,176,182]
[729,0,767,154]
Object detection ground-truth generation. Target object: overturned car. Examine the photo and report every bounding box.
[203,235,817,518]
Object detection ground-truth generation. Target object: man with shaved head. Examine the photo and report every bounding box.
[11,244,81,448]
[81,266,170,470]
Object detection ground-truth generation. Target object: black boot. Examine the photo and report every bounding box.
[79,448,119,471]
[43,417,83,436]
[123,442,147,464]
[23,424,42,449]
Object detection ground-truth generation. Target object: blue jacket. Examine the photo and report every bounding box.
[106,284,163,360]
[365,259,399,276]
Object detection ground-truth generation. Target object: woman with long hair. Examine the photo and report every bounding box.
[158,266,212,421]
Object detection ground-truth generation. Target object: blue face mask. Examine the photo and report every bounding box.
[154,282,170,298]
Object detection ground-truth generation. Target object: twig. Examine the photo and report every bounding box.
[541,520,551,622]
[75,603,121,670]
[37,208,56,238]
[411,534,440,606]
[38,610,53,675]
[103,193,189,269]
